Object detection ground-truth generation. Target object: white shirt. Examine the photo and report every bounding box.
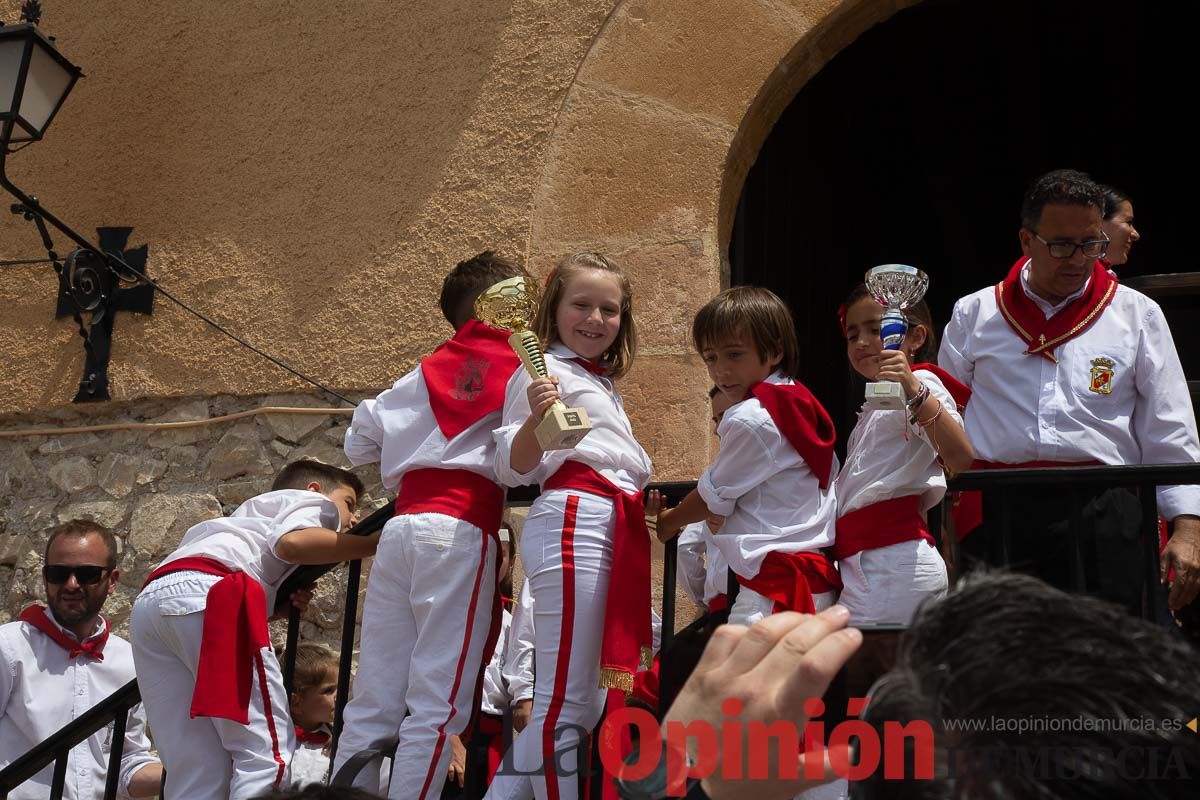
[676,522,731,607]
[480,609,514,716]
[0,618,158,800]
[696,372,839,579]
[344,365,510,491]
[837,369,962,516]
[288,727,331,788]
[161,489,340,612]
[493,343,652,493]
[502,583,535,704]
[940,262,1200,520]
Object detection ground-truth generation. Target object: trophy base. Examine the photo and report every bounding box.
[535,404,593,451]
[864,381,907,410]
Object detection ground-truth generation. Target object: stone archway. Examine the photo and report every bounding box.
[524,0,920,479]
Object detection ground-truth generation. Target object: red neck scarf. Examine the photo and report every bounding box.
[994,257,1117,363]
[749,380,837,489]
[294,726,330,746]
[910,362,972,413]
[421,319,520,440]
[570,356,612,377]
[19,605,107,661]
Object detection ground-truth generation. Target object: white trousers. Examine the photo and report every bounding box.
[728,585,838,626]
[836,539,947,626]
[130,572,293,800]
[333,512,498,800]
[485,490,615,800]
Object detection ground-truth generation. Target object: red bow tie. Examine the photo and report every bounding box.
[18,605,107,661]
[571,357,611,377]
[295,726,331,745]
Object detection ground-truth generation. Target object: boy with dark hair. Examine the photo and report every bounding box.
[131,460,377,800]
[333,251,530,800]
[658,286,841,626]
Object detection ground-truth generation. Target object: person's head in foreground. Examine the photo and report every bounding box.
[854,572,1200,799]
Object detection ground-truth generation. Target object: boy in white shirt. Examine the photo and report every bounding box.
[658,287,842,625]
[131,459,375,800]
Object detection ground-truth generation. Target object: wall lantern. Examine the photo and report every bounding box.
[1,1,153,402]
[0,18,82,144]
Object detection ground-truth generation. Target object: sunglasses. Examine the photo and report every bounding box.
[43,565,111,585]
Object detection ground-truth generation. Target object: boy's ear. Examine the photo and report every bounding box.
[306,481,323,494]
[767,344,784,369]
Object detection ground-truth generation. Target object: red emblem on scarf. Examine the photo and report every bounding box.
[422,319,520,440]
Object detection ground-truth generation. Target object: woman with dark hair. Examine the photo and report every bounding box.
[1101,185,1140,267]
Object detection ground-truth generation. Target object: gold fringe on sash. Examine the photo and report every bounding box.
[599,667,634,693]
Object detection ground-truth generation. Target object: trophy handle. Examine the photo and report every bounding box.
[509,331,567,413]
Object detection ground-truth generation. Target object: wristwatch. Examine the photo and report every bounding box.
[614,739,711,800]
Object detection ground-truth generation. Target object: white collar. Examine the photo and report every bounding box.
[46,608,107,643]
[1020,259,1091,318]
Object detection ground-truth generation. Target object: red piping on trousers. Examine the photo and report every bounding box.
[254,651,287,787]
[416,534,492,800]
[543,494,580,800]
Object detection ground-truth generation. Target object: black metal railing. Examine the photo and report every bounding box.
[0,679,140,799]
[942,463,1200,621]
[10,464,1198,798]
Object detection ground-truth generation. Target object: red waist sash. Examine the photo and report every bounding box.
[543,461,653,693]
[834,495,934,561]
[707,594,730,613]
[394,467,505,539]
[736,550,842,615]
[143,556,269,724]
[953,459,1102,540]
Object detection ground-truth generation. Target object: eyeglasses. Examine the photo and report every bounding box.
[43,565,111,585]
[1029,230,1110,259]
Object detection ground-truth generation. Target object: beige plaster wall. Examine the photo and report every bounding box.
[0,0,620,412]
[1,1,923,636]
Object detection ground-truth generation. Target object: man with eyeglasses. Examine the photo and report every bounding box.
[940,168,1200,619]
[0,519,163,799]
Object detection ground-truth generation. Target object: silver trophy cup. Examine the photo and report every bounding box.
[863,264,929,410]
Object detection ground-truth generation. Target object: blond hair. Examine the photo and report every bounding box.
[288,643,339,695]
[533,252,638,379]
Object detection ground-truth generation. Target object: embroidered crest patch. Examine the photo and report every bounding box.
[451,357,490,401]
[1089,357,1114,395]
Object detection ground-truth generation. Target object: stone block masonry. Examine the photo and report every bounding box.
[0,392,708,653]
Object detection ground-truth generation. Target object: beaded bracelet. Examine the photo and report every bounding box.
[906,383,930,411]
[917,397,944,428]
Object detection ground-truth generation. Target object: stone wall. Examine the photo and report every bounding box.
[0,392,703,649]
[0,393,386,648]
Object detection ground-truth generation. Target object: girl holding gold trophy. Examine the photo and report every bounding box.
[482,252,660,800]
[834,270,973,626]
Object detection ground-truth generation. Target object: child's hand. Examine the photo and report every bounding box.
[527,376,561,419]
[512,698,533,732]
[875,350,923,399]
[269,582,316,620]
[644,489,664,540]
[705,512,726,533]
[656,507,683,543]
[447,735,467,787]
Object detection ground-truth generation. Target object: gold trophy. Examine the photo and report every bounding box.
[475,276,592,450]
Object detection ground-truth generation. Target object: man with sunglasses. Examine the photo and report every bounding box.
[0,519,163,799]
[939,168,1200,618]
